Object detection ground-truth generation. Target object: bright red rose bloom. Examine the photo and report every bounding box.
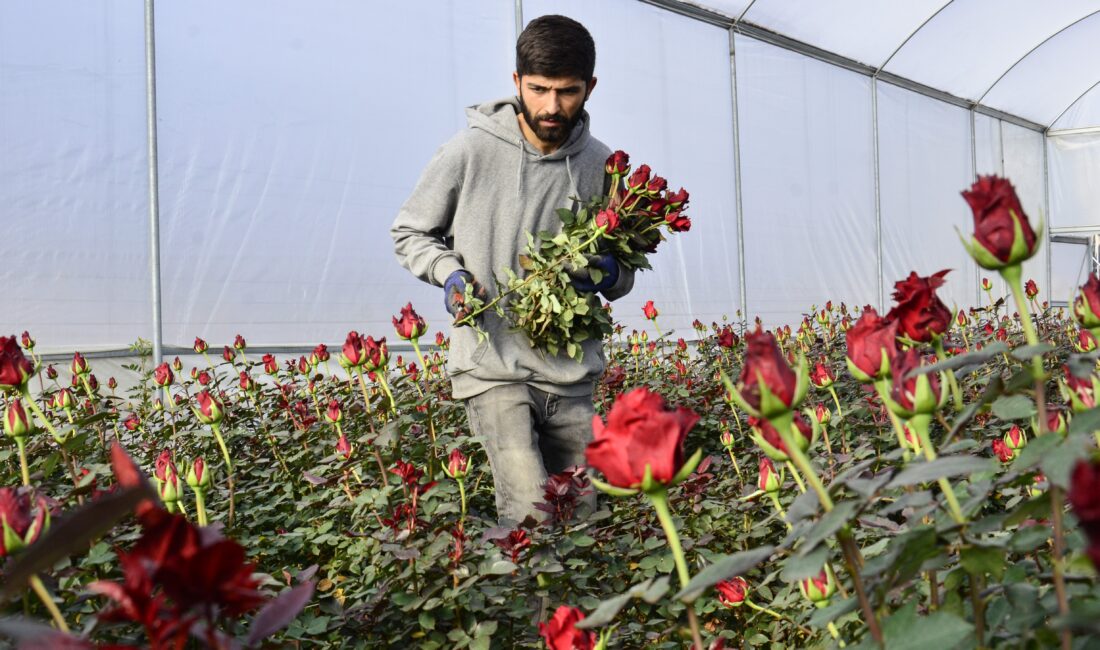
[153,362,173,387]
[1025,279,1039,299]
[585,387,699,489]
[605,150,629,176]
[810,361,834,388]
[595,208,619,232]
[886,270,952,343]
[642,300,658,320]
[716,576,749,607]
[845,307,898,381]
[538,605,596,650]
[0,336,34,390]
[392,303,427,341]
[738,328,798,412]
[1069,459,1100,568]
[626,164,651,191]
[665,211,691,232]
[961,175,1039,267]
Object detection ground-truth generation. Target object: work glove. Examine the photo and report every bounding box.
[566,254,620,293]
[444,270,485,321]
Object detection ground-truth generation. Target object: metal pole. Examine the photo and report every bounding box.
[872,76,883,312]
[514,0,523,42]
[969,108,979,306]
[729,28,748,326]
[1043,130,1053,302]
[144,0,164,369]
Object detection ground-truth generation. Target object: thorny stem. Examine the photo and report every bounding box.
[647,488,704,650]
[20,388,63,443]
[908,414,967,526]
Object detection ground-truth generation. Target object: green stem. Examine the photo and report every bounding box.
[932,339,964,413]
[15,436,30,487]
[726,448,743,482]
[28,574,69,632]
[1002,264,1044,379]
[828,385,844,417]
[774,414,831,511]
[827,621,847,648]
[785,460,807,493]
[768,492,792,531]
[20,389,63,443]
[647,488,704,650]
[745,599,784,621]
[194,489,208,526]
[457,478,467,522]
[210,423,233,473]
[908,414,967,525]
[874,381,910,453]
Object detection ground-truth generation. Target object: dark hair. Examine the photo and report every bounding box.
[516,15,595,82]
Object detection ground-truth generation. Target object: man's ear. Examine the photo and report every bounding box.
[513,71,522,95]
[586,77,598,99]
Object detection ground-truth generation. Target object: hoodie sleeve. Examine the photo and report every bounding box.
[390,138,468,287]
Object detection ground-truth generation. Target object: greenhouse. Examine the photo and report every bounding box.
[2,1,1100,647]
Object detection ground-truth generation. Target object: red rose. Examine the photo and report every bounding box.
[665,210,691,232]
[626,164,651,191]
[222,346,235,363]
[642,300,658,320]
[1069,460,1100,523]
[886,270,952,343]
[585,387,699,490]
[845,307,898,382]
[1074,275,1100,329]
[605,150,629,176]
[325,399,342,424]
[992,439,1015,463]
[666,187,689,209]
[364,336,389,371]
[313,343,330,362]
[335,433,352,459]
[392,303,427,341]
[0,335,34,390]
[810,360,834,389]
[153,362,173,387]
[757,457,780,493]
[888,348,941,415]
[961,175,1039,268]
[1025,279,1039,299]
[538,605,596,650]
[716,326,738,349]
[736,328,799,416]
[341,331,365,367]
[750,413,813,461]
[715,576,749,607]
[193,337,208,354]
[70,351,90,377]
[0,488,49,557]
[233,334,247,351]
[645,175,667,195]
[193,390,224,425]
[594,208,619,232]
[445,449,469,479]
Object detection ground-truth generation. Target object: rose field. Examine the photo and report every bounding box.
[3,177,1100,650]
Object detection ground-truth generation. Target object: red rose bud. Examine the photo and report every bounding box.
[152,398,163,412]
[186,457,211,490]
[538,605,597,650]
[981,277,993,291]
[392,303,427,341]
[717,326,738,349]
[172,356,183,372]
[1026,473,1047,499]
[716,576,749,608]
[719,429,735,448]
[193,390,225,425]
[665,210,691,232]
[233,334,247,351]
[1075,329,1098,353]
[87,375,98,391]
[758,457,781,493]
[262,353,278,375]
[0,488,50,558]
[992,439,1016,463]
[749,413,815,461]
[313,343,330,362]
[605,150,629,176]
[1064,365,1100,412]
[886,270,952,343]
[995,327,1008,342]
[0,336,34,390]
[1046,408,1068,435]
[810,361,835,389]
[153,362,174,387]
[196,371,211,386]
[956,310,969,327]
[123,414,140,432]
[813,403,831,426]
[340,330,366,368]
[845,307,898,382]
[19,331,34,350]
[961,175,1041,269]
[594,208,619,232]
[222,346,235,362]
[3,398,34,439]
[1025,279,1039,299]
[239,370,254,393]
[886,348,945,417]
[45,365,57,380]
[1073,275,1100,330]
[626,163,651,191]
[334,433,352,460]
[728,328,808,419]
[154,448,172,482]
[325,399,343,424]
[364,336,389,371]
[1004,424,1027,451]
[585,387,701,493]
[444,448,469,480]
[54,388,74,411]
[666,187,689,209]
[193,337,208,354]
[297,356,310,374]
[70,351,90,377]
[435,331,447,348]
[642,300,659,320]
[799,565,838,608]
[645,174,667,196]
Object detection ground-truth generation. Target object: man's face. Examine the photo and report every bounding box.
[513,73,596,149]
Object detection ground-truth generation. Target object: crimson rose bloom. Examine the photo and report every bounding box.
[0,335,34,390]
[750,413,813,461]
[642,300,658,320]
[392,303,427,341]
[1069,459,1100,569]
[626,164,651,191]
[585,387,699,490]
[886,270,952,342]
[153,362,173,387]
[665,211,691,232]
[1074,274,1100,329]
[538,605,596,650]
[715,576,749,607]
[594,208,619,232]
[0,488,49,557]
[737,328,798,415]
[605,150,629,176]
[961,175,1039,268]
[810,361,834,388]
[845,307,898,381]
[888,348,941,415]
[716,326,738,349]
[341,331,365,367]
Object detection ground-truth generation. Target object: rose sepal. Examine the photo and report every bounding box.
[589,475,640,498]
[846,347,891,384]
[1073,291,1100,330]
[667,447,704,489]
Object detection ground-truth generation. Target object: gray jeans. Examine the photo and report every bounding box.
[465,384,597,524]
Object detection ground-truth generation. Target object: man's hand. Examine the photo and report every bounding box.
[444,270,486,321]
[566,254,620,293]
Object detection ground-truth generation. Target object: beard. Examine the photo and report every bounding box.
[517,94,586,146]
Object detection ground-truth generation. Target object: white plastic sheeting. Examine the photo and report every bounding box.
[2,0,1096,353]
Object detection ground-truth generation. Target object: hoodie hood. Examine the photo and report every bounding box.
[465,97,592,161]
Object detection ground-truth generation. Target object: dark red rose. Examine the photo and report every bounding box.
[335,433,351,459]
[222,346,235,362]
[538,605,596,650]
[626,164,651,191]
[1025,279,1039,299]
[233,334,246,350]
[392,303,427,341]
[737,328,798,414]
[364,336,388,370]
[992,439,1015,463]
[666,187,689,209]
[595,208,619,232]
[750,413,813,460]
[717,326,738,349]
[810,361,835,388]
[715,576,749,607]
[961,175,1039,267]
[665,210,691,232]
[70,351,90,377]
[193,337,208,354]
[605,150,629,176]
[585,387,699,489]
[153,362,173,387]
[886,270,952,343]
[1074,275,1100,329]
[341,331,365,367]
[645,175,667,195]
[0,488,48,557]
[313,343,330,362]
[0,335,34,389]
[845,307,898,381]
[888,348,940,414]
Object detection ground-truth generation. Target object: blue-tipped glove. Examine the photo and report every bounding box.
[567,254,620,293]
[444,270,485,320]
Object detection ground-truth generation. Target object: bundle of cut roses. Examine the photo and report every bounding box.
[459,150,692,360]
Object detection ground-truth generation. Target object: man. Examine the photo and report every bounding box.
[391,15,633,524]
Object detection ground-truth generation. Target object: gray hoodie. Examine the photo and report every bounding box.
[391,97,633,399]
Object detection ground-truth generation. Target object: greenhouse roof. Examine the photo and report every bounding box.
[660,0,1100,132]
